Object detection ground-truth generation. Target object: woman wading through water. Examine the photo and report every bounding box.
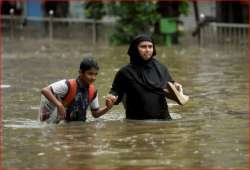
[106,34,188,120]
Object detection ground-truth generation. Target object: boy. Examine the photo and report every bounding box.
[39,57,115,123]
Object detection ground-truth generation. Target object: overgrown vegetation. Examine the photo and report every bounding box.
[108,2,160,45]
[84,2,105,20]
[84,1,189,45]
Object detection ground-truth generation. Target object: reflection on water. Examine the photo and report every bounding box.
[3,39,248,168]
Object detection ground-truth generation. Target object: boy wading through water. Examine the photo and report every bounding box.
[39,57,116,123]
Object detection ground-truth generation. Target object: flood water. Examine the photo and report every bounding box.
[3,38,248,168]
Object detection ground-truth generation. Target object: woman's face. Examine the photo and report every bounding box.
[137,41,154,61]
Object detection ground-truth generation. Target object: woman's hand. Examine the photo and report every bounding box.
[91,95,118,118]
[174,82,183,92]
[105,95,118,109]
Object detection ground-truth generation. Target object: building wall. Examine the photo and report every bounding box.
[26,0,43,17]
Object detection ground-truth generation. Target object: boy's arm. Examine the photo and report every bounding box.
[91,95,117,118]
[91,106,110,118]
[41,86,65,119]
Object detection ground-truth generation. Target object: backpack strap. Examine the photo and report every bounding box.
[88,84,95,103]
[62,79,77,107]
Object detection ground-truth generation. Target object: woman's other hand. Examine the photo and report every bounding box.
[174,82,183,93]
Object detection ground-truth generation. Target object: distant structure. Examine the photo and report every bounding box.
[180,1,248,32]
[216,1,249,23]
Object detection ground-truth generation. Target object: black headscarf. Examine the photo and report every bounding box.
[126,34,173,93]
[128,34,156,65]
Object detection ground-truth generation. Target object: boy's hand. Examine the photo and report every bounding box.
[105,95,118,109]
[57,103,66,120]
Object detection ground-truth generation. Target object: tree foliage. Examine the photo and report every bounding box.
[109,2,160,45]
[84,2,105,20]
[83,1,190,45]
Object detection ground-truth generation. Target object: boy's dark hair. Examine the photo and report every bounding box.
[80,57,99,72]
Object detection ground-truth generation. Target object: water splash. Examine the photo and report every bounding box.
[3,119,47,129]
[1,84,11,88]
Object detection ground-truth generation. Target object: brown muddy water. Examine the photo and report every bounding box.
[2,38,248,168]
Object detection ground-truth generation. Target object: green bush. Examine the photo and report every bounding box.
[83,1,189,45]
[109,2,161,45]
[84,2,105,20]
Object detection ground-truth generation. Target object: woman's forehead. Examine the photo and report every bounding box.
[138,41,153,45]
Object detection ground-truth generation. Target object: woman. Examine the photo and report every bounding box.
[107,34,182,120]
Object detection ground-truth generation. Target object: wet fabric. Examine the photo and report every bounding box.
[39,78,99,123]
[127,34,173,93]
[65,78,89,121]
[110,34,174,120]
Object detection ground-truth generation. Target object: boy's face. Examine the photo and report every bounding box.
[79,68,98,85]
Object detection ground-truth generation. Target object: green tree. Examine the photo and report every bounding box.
[84,2,105,20]
[109,2,161,45]
[83,1,189,45]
